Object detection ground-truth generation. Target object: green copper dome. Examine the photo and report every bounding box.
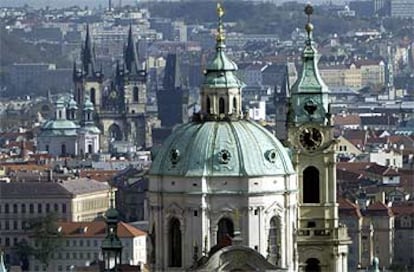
[84,99,94,111]
[150,120,294,177]
[40,120,79,136]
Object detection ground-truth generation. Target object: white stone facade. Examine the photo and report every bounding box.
[148,174,298,271]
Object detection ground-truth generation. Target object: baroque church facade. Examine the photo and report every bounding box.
[73,25,151,153]
[37,95,100,157]
[148,4,350,272]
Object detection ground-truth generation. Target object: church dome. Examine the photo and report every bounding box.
[41,120,79,136]
[149,120,294,177]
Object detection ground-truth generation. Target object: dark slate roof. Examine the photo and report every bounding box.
[0,182,71,198]
[59,178,110,195]
[0,178,109,198]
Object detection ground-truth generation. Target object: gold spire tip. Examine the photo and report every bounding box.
[217,2,224,18]
[216,2,225,43]
[304,3,314,36]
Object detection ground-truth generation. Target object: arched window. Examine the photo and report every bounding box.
[233,97,237,113]
[90,88,96,105]
[133,87,139,102]
[61,144,66,156]
[217,218,234,245]
[206,97,211,114]
[268,216,281,265]
[168,217,182,267]
[303,166,320,203]
[219,97,225,114]
[108,124,122,141]
[305,258,321,272]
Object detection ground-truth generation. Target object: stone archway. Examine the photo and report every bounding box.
[108,123,123,141]
[305,258,321,272]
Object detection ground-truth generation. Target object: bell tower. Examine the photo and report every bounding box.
[287,5,350,272]
[73,24,104,112]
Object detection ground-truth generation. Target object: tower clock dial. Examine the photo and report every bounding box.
[298,127,323,151]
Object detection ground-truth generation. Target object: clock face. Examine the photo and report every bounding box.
[299,127,323,151]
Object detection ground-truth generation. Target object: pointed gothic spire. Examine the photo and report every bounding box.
[82,24,95,75]
[124,25,139,74]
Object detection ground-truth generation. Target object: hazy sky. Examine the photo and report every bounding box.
[0,0,348,9]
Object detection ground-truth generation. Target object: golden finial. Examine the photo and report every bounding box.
[304,3,314,38]
[216,2,225,44]
[217,2,224,18]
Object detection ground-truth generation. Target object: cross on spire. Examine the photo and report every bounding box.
[216,2,225,46]
[304,3,314,41]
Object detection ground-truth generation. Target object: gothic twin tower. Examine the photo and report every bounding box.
[73,24,151,152]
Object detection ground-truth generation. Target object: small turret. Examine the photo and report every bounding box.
[200,3,244,120]
[101,188,123,271]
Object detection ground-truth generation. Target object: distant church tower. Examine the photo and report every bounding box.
[287,5,350,272]
[73,24,104,112]
[74,24,151,152]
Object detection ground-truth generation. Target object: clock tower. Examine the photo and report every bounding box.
[287,5,350,272]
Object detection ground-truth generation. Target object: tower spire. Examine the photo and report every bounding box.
[82,24,95,75]
[200,2,244,120]
[216,2,225,49]
[288,3,330,125]
[304,3,314,43]
[124,24,139,74]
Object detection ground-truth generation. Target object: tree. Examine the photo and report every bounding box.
[18,213,63,270]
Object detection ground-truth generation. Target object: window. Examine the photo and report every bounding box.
[133,87,139,102]
[38,203,42,213]
[305,258,321,272]
[168,217,182,267]
[219,97,225,114]
[206,97,211,114]
[21,204,26,214]
[5,204,9,214]
[90,88,96,105]
[13,204,18,213]
[61,144,66,156]
[217,218,234,245]
[268,216,281,266]
[303,166,320,203]
[5,221,9,230]
[13,221,18,230]
[29,204,34,214]
[62,204,67,213]
[46,204,50,213]
[54,203,59,212]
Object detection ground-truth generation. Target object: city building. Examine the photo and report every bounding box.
[26,220,146,272]
[73,25,152,154]
[147,4,350,272]
[37,96,100,157]
[391,0,414,18]
[148,3,297,270]
[286,5,351,271]
[0,178,111,265]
